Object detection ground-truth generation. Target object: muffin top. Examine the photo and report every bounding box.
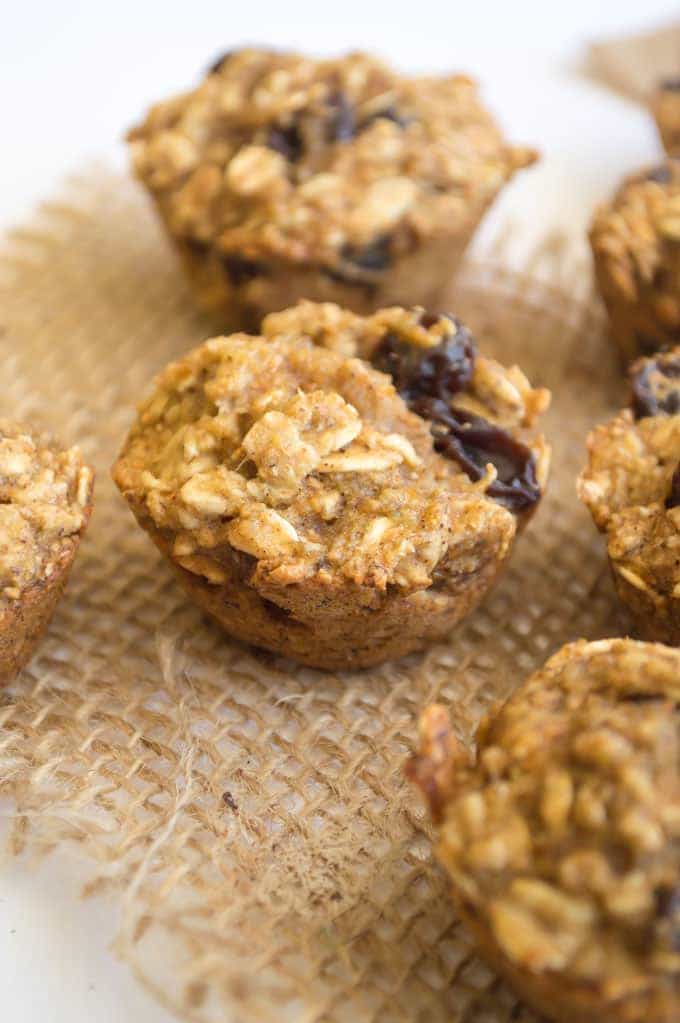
[112,305,549,595]
[410,638,680,1005]
[0,421,93,604]
[589,162,680,314]
[578,348,680,604]
[128,48,536,267]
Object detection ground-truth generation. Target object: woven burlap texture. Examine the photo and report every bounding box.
[0,169,628,1023]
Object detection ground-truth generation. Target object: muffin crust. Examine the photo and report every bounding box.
[0,421,94,681]
[578,348,680,643]
[409,639,680,1023]
[113,305,549,668]
[589,162,680,363]
[128,48,537,327]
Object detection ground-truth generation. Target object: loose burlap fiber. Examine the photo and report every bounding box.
[0,169,629,1023]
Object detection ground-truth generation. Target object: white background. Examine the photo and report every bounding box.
[0,2,676,1020]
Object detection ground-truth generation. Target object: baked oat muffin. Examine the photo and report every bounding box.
[409,639,680,1023]
[0,421,94,683]
[128,48,537,330]
[112,305,549,669]
[652,78,680,157]
[578,348,680,644]
[589,162,680,364]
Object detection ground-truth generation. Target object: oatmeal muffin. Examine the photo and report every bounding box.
[409,639,680,1023]
[589,162,680,363]
[652,78,680,157]
[578,348,680,644]
[128,48,537,329]
[112,305,549,669]
[0,421,94,682]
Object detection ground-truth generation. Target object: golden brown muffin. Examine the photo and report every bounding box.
[128,48,537,329]
[652,78,680,157]
[578,348,680,644]
[112,305,549,669]
[589,162,680,364]
[409,638,680,1023]
[0,420,94,682]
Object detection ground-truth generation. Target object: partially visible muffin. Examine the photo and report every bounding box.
[409,638,680,1023]
[112,305,549,669]
[578,348,680,644]
[128,48,537,329]
[0,421,94,682]
[589,162,680,364]
[652,78,680,156]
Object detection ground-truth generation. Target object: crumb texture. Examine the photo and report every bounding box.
[0,420,92,603]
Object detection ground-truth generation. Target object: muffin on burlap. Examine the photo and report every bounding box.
[652,78,680,157]
[589,162,680,364]
[409,638,680,1023]
[578,348,680,644]
[0,421,94,682]
[112,305,549,669]
[127,48,537,330]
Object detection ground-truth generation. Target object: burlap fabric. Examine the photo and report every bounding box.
[0,169,629,1022]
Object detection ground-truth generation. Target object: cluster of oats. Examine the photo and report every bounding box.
[578,357,680,641]
[589,164,680,325]
[417,639,680,997]
[113,317,537,595]
[263,301,551,436]
[0,421,93,602]
[128,49,535,267]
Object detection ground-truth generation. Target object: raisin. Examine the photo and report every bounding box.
[412,399,540,511]
[326,90,355,142]
[655,885,680,951]
[222,255,266,286]
[370,315,539,511]
[665,462,680,510]
[341,236,392,272]
[631,355,680,418]
[371,317,476,403]
[661,77,680,92]
[646,165,672,184]
[266,122,304,162]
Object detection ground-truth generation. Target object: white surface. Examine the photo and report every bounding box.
[0,2,675,1020]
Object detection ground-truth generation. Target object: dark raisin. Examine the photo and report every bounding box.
[360,105,412,131]
[371,317,476,403]
[266,122,304,162]
[661,77,680,92]
[655,885,680,951]
[631,355,680,418]
[207,51,234,75]
[665,462,680,509]
[413,399,541,511]
[325,90,355,142]
[646,165,672,184]
[184,237,210,255]
[634,331,664,356]
[222,255,266,286]
[341,236,392,272]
